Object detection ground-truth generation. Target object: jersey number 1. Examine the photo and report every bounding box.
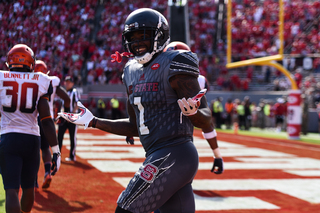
[134,97,150,135]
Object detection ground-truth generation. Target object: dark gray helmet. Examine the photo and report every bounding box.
[122,8,170,64]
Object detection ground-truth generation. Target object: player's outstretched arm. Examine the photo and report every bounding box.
[38,96,61,175]
[88,99,139,137]
[58,101,94,129]
[58,101,139,137]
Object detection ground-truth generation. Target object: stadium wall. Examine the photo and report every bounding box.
[77,84,319,133]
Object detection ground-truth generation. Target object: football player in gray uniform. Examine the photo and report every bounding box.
[164,41,224,175]
[58,8,218,213]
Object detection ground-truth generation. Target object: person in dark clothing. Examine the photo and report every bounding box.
[57,76,80,161]
[244,96,252,130]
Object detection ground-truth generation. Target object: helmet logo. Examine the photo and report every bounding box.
[151,63,160,70]
[166,47,175,51]
[126,22,139,30]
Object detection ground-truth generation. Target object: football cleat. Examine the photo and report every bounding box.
[42,172,52,189]
[65,156,76,162]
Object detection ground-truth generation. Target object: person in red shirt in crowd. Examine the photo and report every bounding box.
[316,102,320,136]
[246,66,253,80]
[225,98,234,129]
[230,72,241,91]
[242,78,250,91]
[273,98,287,132]
[294,69,303,89]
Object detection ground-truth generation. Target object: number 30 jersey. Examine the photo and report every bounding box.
[122,50,200,156]
[0,70,53,136]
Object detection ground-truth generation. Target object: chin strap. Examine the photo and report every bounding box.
[111,51,133,63]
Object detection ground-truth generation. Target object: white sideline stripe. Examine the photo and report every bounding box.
[71,146,144,151]
[192,179,320,204]
[89,160,139,172]
[68,146,294,158]
[63,134,127,140]
[199,162,320,170]
[64,133,320,152]
[112,177,279,210]
[235,135,320,152]
[86,159,320,172]
[63,137,245,148]
[193,194,279,210]
[76,152,145,159]
[284,169,320,176]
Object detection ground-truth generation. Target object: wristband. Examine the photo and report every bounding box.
[213,148,221,158]
[202,130,217,139]
[51,145,60,153]
[91,117,97,128]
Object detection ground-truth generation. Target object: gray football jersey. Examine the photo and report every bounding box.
[122,50,199,156]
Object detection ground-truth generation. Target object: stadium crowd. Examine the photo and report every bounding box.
[0,0,320,93]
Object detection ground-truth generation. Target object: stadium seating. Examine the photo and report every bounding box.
[1,0,319,93]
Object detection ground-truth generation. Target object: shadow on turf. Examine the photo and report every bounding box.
[34,190,92,212]
[61,160,94,170]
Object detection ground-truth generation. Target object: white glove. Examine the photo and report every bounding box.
[51,145,61,175]
[57,101,94,129]
[177,89,207,116]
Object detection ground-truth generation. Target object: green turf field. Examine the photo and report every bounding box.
[0,175,4,213]
[217,127,320,145]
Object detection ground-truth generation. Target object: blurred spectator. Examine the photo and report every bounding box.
[110,95,121,119]
[294,68,303,89]
[301,94,309,135]
[212,97,224,129]
[257,99,266,129]
[224,98,234,129]
[236,101,246,130]
[250,102,258,127]
[273,98,287,132]
[244,96,251,130]
[97,98,106,118]
[87,97,97,116]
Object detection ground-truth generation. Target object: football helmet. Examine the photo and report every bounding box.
[164,41,191,52]
[122,8,170,64]
[6,44,35,72]
[35,60,50,74]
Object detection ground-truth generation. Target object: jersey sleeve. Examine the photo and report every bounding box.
[168,51,199,79]
[50,76,61,87]
[42,81,53,100]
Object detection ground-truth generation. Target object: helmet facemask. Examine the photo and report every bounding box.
[124,29,155,56]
